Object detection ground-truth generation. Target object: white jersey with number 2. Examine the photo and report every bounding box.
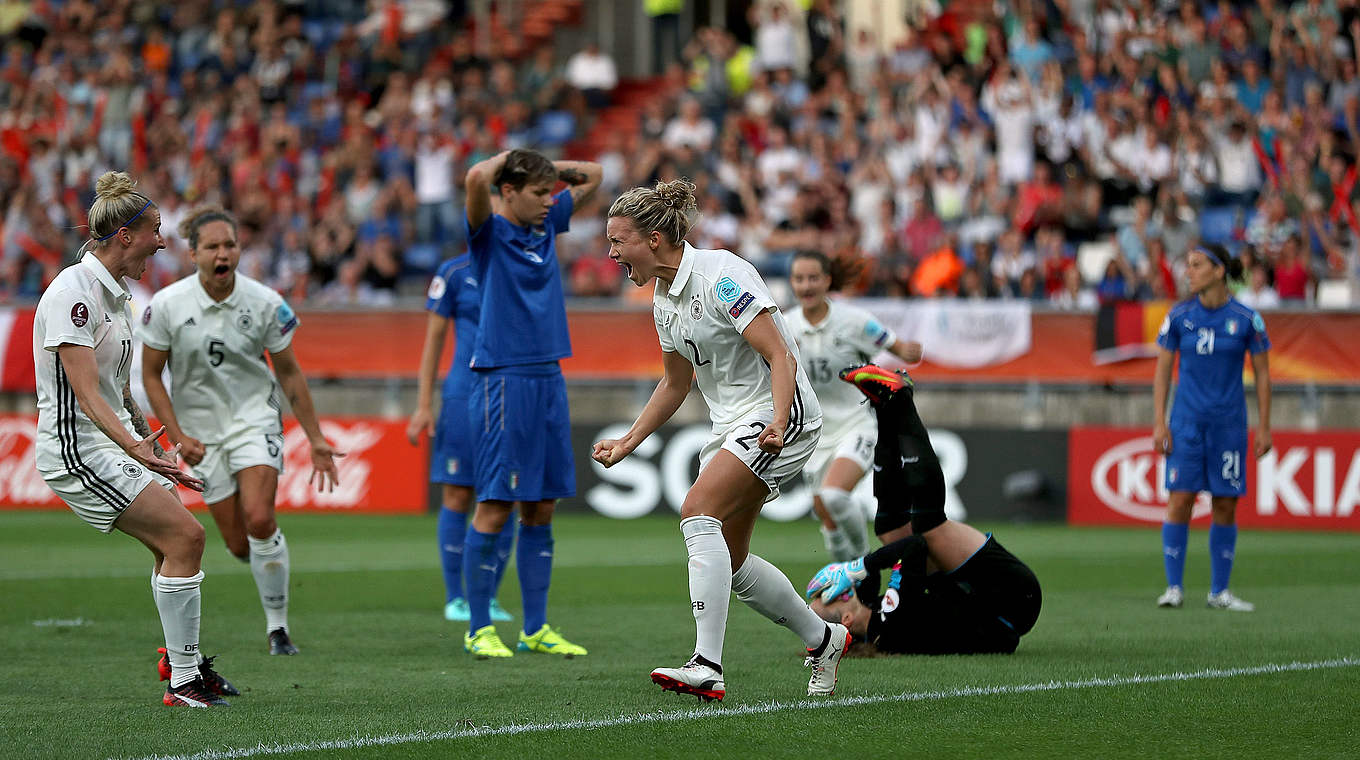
[653,242,822,434]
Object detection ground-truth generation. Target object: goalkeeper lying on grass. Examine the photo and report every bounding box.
[805,365,1042,655]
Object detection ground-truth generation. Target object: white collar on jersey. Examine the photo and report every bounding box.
[79,252,131,303]
[666,241,698,297]
[192,275,239,309]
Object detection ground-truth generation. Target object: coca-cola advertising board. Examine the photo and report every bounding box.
[1069,427,1360,531]
[0,415,426,513]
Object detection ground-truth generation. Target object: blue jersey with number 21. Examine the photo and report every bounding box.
[1157,297,1270,426]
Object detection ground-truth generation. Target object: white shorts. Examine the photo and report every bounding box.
[803,422,877,489]
[195,427,285,505]
[42,443,175,533]
[699,409,822,502]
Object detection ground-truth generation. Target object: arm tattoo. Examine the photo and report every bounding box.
[123,383,166,458]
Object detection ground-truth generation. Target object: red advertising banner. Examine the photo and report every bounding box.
[1069,427,1360,531]
[0,415,426,514]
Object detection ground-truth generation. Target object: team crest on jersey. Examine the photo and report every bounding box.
[729,292,755,318]
[122,462,144,480]
[235,311,254,332]
[879,588,900,614]
[427,275,447,300]
[715,277,741,303]
[1225,319,1238,335]
[689,297,703,321]
[70,302,89,327]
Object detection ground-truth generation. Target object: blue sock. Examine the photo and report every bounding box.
[437,508,467,604]
[517,523,553,635]
[493,519,517,595]
[1162,522,1189,589]
[1208,523,1238,595]
[462,529,499,631]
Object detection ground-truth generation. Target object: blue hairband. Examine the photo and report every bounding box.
[94,199,153,241]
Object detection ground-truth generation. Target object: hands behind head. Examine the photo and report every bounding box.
[558,168,589,186]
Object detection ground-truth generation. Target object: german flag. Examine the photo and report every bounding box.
[1093,301,1172,365]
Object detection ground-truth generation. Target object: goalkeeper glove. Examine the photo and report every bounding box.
[804,558,867,603]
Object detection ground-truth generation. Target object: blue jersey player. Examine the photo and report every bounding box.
[459,149,601,658]
[407,254,515,624]
[1153,244,1272,612]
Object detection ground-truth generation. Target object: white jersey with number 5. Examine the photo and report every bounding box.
[136,274,298,443]
[653,242,821,433]
[785,299,896,441]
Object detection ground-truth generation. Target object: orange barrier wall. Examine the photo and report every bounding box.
[290,309,1360,385]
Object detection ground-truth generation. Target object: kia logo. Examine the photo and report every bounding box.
[1090,437,1210,522]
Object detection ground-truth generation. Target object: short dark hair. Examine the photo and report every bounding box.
[493,149,557,191]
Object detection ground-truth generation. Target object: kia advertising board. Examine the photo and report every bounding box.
[1069,427,1360,531]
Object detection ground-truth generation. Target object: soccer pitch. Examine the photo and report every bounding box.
[1,511,1356,760]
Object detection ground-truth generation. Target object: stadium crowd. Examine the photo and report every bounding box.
[1,0,1358,307]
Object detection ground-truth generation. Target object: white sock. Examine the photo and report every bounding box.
[731,554,828,650]
[820,487,869,557]
[681,515,730,666]
[248,529,289,634]
[154,571,204,688]
[819,525,856,562]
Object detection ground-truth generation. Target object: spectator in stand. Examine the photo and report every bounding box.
[661,97,717,152]
[1246,194,1302,259]
[1237,262,1283,309]
[754,2,801,76]
[1051,264,1100,310]
[1212,121,1264,207]
[1274,234,1314,301]
[1096,255,1134,303]
[564,43,618,110]
[1117,196,1161,276]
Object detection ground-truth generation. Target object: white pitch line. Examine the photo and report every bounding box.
[117,657,1358,760]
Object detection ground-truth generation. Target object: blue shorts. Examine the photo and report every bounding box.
[1165,417,1248,497]
[468,366,575,502]
[431,392,475,487]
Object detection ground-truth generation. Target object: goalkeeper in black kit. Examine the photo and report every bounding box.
[804,365,1042,655]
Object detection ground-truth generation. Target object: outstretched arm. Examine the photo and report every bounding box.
[270,345,345,491]
[407,312,450,445]
[742,310,796,454]
[1252,350,1272,458]
[592,349,693,467]
[1152,348,1175,454]
[123,381,165,459]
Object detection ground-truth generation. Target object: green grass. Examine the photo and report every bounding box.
[1,512,1357,760]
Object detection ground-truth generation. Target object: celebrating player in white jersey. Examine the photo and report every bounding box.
[33,172,238,707]
[593,180,850,702]
[786,251,922,561]
[139,205,342,657]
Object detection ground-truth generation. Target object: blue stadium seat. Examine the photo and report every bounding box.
[536,111,577,147]
[403,244,442,276]
[1199,206,1238,245]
